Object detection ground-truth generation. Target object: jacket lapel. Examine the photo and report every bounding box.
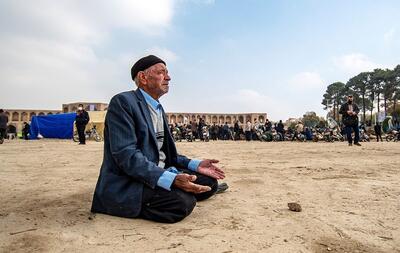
[134,89,158,148]
[161,107,177,157]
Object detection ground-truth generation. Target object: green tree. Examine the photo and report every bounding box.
[390,65,400,117]
[379,69,396,115]
[302,111,324,128]
[370,69,385,114]
[346,72,371,124]
[321,82,346,122]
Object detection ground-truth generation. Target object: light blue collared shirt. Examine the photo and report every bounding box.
[139,88,162,112]
[139,89,202,190]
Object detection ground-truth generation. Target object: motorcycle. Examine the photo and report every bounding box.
[331,128,345,142]
[312,128,324,142]
[323,128,333,142]
[359,129,370,142]
[255,128,273,142]
[172,127,182,142]
[385,129,399,142]
[73,125,103,142]
[185,129,194,142]
[271,129,283,141]
[202,126,210,142]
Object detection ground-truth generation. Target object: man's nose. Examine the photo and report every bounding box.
[165,73,171,81]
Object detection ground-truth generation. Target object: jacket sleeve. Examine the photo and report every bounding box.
[354,104,360,114]
[85,112,90,124]
[176,154,190,168]
[339,104,346,115]
[106,95,165,189]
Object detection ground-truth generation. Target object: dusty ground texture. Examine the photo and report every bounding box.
[0,140,399,253]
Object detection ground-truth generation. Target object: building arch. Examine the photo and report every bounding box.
[239,116,244,124]
[47,112,53,115]
[12,112,19,121]
[38,112,45,116]
[21,112,28,122]
[30,112,36,120]
[218,116,224,124]
[212,115,218,123]
[226,116,232,124]
[258,115,265,123]
[177,114,184,124]
[170,115,176,124]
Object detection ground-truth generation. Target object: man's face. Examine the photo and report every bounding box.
[141,63,171,99]
[348,96,353,102]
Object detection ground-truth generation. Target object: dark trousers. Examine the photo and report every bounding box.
[245,131,251,141]
[345,125,360,144]
[292,132,298,141]
[277,131,284,141]
[0,128,6,140]
[139,168,218,223]
[76,124,86,144]
[376,133,383,142]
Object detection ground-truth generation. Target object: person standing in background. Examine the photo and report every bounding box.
[339,95,361,146]
[374,122,383,142]
[0,109,8,144]
[75,104,90,145]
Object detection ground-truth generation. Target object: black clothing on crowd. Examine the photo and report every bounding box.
[245,131,251,141]
[0,112,8,129]
[264,121,272,131]
[0,128,5,143]
[339,102,360,127]
[276,122,284,141]
[233,122,240,140]
[22,123,30,140]
[223,123,230,140]
[198,120,204,141]
[374,123,383,142]
[75,109,90,144]
[339,101,360,144]
[0,111,8,142]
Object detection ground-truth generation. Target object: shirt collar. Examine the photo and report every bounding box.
[139,88,162,111]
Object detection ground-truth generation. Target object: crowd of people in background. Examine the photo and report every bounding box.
[168,116,400,143]
[1,107,399,144]
[0,108,31,143]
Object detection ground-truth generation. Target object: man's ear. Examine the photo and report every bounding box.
[137,71,147,85]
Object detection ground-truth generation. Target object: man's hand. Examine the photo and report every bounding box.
[197,159,225,180]
[173,174,211,193]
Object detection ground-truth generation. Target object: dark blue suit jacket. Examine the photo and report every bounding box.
[91,89,191,218]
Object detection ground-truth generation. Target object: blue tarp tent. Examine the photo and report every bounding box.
[29,113,77,139]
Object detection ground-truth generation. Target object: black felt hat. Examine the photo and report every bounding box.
[131,55,166,80]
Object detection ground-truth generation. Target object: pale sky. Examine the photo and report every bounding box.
[1,0,399,120]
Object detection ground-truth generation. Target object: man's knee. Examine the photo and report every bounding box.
[171,192,197,222]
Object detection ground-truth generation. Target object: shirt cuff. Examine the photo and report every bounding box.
[188,159,202,172]
[157,170,178,191]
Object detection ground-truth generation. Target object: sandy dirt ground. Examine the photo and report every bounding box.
[0,139,399,253]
